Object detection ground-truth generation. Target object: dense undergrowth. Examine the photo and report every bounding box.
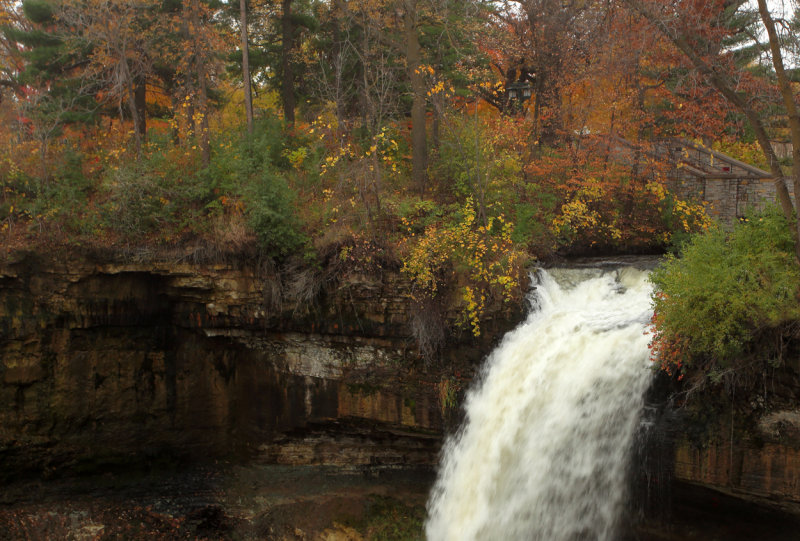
[1,107,709,342]
[649,208,800,442]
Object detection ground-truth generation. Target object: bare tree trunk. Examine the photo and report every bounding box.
[281,0,296,124]
[190,1,210,166]
[758,0,800,250]
[531,75,544,145]
[404,0,427,193]
[118,38,142,155]
[199,67,210,166]
[331,0,347,124]
[170,94,180,143]
[432,95,440,152]
[134,76,147,141]
[39,135,48,184]
[359,22,370,133]
[126,75,142,155]
[431,47,442,152]
[240,0,254,134]
[186,94,196,139]
[181,13,196,142]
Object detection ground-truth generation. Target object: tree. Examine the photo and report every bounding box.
[497,0,607,144]
[240,0,254,133]
[187,0,212,164]
[156,0,228,163]
[621,0,800,258]
[245,0,316,124]
[403,0,427,190]
[58,0,157,152]
[3,0,99,179]
[757,0,800,237]
[0,0,29,98]
[280,0,297,123]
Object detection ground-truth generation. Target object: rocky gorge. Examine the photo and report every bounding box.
[2,249,800,539]
[0,248,526,481]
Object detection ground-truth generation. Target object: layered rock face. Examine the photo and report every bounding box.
[674,412,800,512]
[665,355,800,512]
[0,252,517,478]
[5,251,800,516]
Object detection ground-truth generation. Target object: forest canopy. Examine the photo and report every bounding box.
[1,0,798,337]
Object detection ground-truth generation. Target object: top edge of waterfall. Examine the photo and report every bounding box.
[540,255,662,271]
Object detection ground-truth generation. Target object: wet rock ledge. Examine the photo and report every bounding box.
[0,250,520,479]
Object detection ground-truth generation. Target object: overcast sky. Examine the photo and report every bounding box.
[749,0,797,18]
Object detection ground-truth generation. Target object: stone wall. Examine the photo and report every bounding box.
[674,440,800,512]
[670,175,795,226]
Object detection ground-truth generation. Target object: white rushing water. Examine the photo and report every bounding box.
[426,267,654,541]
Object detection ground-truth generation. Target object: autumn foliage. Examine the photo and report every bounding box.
[11,0,791,346]
[649,210,800,385]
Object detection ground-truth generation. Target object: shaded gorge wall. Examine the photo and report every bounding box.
[0,251,521,479]
[5,251,800,519]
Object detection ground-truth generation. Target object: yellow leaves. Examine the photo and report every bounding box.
[320,126,400,181]
[283,146,309,168]
[478,80,505,94]
[671,198,711,233]
[550,172,712,249]
[427,80,446,97]
[552,198,599,230]
[462,286,483,337]
[645,180,667,201]
[401,198,524,337]
[551,179,624,244]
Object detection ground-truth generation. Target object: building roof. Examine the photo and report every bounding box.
[657,138,772,180]
[606,135,773,180]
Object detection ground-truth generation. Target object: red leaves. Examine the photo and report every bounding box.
[647,302,688,381]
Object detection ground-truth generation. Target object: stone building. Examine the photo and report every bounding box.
[608,136,793,227]
[656,138,792,225]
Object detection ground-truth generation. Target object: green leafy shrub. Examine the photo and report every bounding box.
[433,115,524,216]
[198,116,288,197]
[201,115,320,259]
[100,148,211,240]
[245,171,307,258]
[101,163,172,237]
[37,147,94,232]
[649,208,800,380]
[1,146,95,235]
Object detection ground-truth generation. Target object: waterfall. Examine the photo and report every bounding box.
[426,267,655,541]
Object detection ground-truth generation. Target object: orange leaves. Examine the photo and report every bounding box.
[647,293,685,379]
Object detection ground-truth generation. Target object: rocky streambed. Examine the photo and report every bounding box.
[0,464,433,540]
[3,462,800,540]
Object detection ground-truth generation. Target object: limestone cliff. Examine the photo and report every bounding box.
[0,250,520,479]
[6,250,800,517]
[673,411,800,513]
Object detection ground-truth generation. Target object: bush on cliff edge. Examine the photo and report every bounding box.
[649,207,800,385]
